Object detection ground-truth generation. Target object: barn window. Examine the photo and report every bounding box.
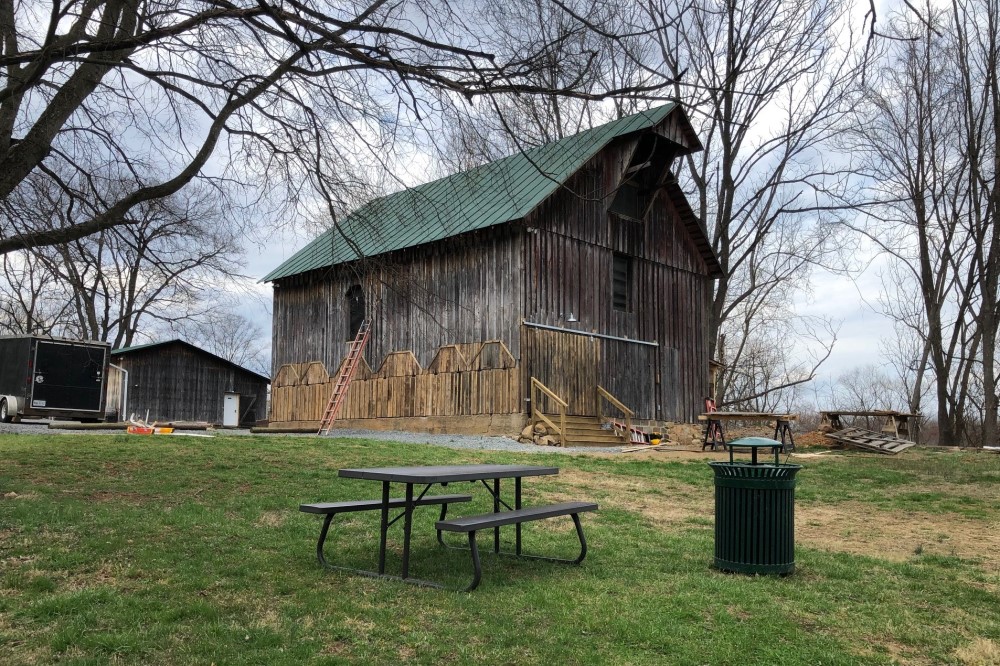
[346,284,365,340]
[612,253,632,312]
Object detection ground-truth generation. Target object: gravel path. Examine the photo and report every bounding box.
[318,428,625,455]
[0,420,624,455]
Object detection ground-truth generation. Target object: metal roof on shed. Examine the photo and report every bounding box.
[262,104,685,283]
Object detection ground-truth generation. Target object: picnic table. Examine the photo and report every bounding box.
[818,410,919,440]
[697,411,798,452]
[300,464,597,591]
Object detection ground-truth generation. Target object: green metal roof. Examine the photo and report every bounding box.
[262,103,682,283]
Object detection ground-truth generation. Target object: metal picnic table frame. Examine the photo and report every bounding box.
[302,464,599,590]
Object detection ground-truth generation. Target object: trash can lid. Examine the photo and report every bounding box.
[725,437,785,464]
[728,437,783,448]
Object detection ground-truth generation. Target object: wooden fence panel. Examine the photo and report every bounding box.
[270,346,522,423]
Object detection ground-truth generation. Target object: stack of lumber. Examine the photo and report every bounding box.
[824,427,916,455]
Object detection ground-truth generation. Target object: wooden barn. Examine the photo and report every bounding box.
[264,103,722,443]
[107,340,269,426]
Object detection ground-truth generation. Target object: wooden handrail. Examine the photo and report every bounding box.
[530,377,568,447]
[597,385,634,444]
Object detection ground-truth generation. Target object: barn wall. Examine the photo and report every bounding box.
[113,344,268,424]
[271,226,524,375]
[522,136,712,421]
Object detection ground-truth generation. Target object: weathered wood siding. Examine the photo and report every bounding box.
[110,343,268,424]
[521,135,712,421]
[271,341,520,422]
[271,226,523,375]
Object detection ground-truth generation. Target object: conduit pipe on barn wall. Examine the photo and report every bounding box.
[521,320,659,347]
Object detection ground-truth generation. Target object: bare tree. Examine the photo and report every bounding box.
[0,0,662,258]
[832,365,903,412]
[845,1,998,445]
[18,181,242,348]
[642,0,860,406]
[879,312,933,420]
[431,0,657,173]
[181,309,270,376]
[0,251,73,334]
[948,0,1000,447]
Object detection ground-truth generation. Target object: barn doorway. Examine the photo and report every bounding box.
[346,284,365,340]
[521,324,656,418]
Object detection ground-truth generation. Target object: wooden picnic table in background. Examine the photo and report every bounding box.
[818,410,919,440]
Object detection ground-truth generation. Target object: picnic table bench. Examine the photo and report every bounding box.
[300,464,598,591]
[436,501,598,591]
[300,494,473,567]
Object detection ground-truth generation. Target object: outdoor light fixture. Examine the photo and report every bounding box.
[567,312,578,322]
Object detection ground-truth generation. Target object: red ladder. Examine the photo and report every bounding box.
[318,319,372,435]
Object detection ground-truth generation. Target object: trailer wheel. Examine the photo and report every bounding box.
[0,399,11,423]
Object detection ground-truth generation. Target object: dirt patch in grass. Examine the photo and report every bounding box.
[320,640,350,656]
[886,480,1000,504]
[798,503,1000,569]
[3,491,40,501]
[553,469,1000,570]
[254,511,286,528]
[955,638,1000,666]
[874,639,938,666]
[86,490,146,504]
[601,446,850,462]
[3,554,38,568]
[250,607,283,631]
[58,560,138,592]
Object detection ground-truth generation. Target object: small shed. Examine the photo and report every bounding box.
[108,340,269,426]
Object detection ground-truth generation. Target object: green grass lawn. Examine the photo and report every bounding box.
[1,434,999,665]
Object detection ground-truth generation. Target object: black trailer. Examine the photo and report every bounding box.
[0,335,111,423]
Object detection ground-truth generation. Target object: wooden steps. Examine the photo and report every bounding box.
[541,414,628,447]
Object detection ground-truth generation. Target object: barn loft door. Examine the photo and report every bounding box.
[609,133,677,222]
[346,284,365,339]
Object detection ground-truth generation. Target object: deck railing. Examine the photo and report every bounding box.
[530,377,568,446]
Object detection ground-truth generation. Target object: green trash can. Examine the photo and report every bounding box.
[709,437,801,575]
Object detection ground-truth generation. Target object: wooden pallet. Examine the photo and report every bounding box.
[824,427,916,455]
